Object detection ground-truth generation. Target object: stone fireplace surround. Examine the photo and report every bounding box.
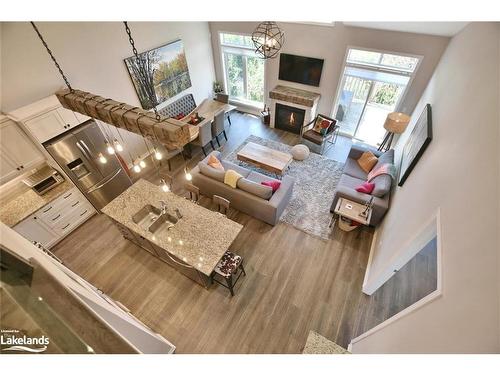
[269,85,321,135]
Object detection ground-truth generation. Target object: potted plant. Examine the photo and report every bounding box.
[213,81,224,94]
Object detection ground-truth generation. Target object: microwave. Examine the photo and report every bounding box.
[22,165,65,196]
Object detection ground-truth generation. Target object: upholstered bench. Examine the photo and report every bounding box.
[158,94,197,118]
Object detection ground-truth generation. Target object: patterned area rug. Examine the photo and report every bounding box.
[226,135,344,240]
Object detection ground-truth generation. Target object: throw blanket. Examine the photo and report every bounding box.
[368,163,397,182]
[224,169,243,188]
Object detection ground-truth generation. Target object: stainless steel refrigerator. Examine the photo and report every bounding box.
[45,120,133,210]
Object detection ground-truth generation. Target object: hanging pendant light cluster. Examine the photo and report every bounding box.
[31,21,183,191]
[251,21,285,59]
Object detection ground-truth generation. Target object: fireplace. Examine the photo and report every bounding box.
[275,103,305,135]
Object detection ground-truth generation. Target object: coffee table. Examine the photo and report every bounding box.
[237,142,293,177]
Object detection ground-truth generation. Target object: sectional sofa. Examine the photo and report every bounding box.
[330,144,395,226]
[191,151,295,225]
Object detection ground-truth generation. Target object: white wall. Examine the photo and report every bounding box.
[1,22,215,160]
[352,22,500,353]
[209,22,449,116]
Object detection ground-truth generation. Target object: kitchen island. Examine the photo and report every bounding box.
[101,179,243,287]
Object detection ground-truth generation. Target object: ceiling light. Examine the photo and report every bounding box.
[251,21,285,59]
[154,149,163,160]
[133,163,141,173]
[139,160,146,168]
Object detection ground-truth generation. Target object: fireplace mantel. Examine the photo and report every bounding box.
[269,85,321,108]
[268,85,320,133]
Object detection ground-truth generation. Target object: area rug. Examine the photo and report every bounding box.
[226,135,344,240]
[302,331,350,354]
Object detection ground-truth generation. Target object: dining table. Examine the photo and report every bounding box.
[181,98,237,142]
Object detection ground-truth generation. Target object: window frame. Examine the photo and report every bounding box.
[331,46,423,139]
[219,31,266,109]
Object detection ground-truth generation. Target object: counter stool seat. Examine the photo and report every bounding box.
[211,251,246,296]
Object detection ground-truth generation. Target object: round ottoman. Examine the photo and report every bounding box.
[291,144,310,161]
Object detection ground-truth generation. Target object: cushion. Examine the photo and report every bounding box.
[291,144,310,161]
[237,178,273,200]
[214,251,242,278]
[367,163,397,182]
[224,169,243,188]
[371,174,392,197]
[355,181,375,194]
[302,129,324,145]
[312,115,334,134]
[246,171,277,185]
[262,180,281,192]
[357,151,378,173]
[198,162,225,182]
[221,160,251,178]
[208,154,224,170]
[343,158,370,180]
[374,149,395,170]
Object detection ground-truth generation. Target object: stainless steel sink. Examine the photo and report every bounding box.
[148,213,178,235]
[132,204,162,231]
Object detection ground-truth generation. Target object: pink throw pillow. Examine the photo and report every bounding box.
[355,181,375,194]
[261,180,281,192]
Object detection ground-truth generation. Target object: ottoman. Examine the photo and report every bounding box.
[291,144,310,161]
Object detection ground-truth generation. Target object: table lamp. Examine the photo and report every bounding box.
[378,112,411,151]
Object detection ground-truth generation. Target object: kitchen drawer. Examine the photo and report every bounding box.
[53,202,94,235]
[37,188,82,221]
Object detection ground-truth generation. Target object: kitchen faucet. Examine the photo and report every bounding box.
[159,200,168,215]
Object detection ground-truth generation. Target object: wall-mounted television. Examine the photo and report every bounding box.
[278,53,324,87]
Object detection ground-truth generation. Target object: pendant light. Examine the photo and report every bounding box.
[160,178,170,192]
[105,141,115,155]
[114,139,124,152]
[184,166,192,181]
[98,153,107,164]
[154,148,163,160]
[251,21,285,59]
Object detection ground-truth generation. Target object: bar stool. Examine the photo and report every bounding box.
[213,195,230,216]
[185,183,200,203]
[211,251,246,296]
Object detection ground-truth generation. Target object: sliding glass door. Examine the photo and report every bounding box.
[334,48,420,146]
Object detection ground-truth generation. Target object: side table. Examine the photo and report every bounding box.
[330,198,372,232]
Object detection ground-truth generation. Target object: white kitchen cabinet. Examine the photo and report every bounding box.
[13,214,58,249]
[12,187,95,249]
[0,117,45,184]
[0,152,22,186]
[8,95,90,144]
[24,110,68,143]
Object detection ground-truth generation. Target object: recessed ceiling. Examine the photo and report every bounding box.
[343,22,468,37]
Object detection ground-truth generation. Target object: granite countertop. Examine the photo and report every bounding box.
[0,181,74,227]
[101,179,243,276]
[302,331,350,354]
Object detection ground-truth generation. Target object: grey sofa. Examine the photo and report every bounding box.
[330,144,395,226]
[191,151,295,225]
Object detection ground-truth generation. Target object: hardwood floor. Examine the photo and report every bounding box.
[51,112,427,353]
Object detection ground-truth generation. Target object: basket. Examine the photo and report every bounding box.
[338,216,360,232]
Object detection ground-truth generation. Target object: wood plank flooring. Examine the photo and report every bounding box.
[51,112,432,353]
